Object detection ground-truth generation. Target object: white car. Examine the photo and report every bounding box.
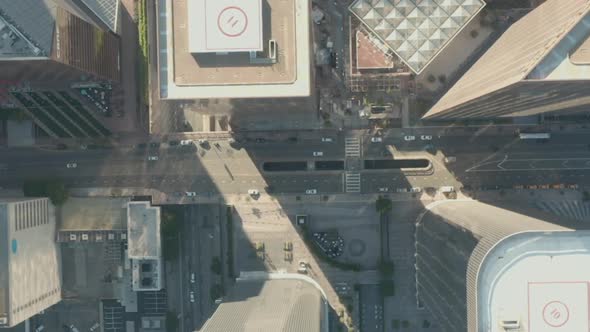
[248,189,259,196]
[420,135,433,140]
[89,323,100,332]
[378,187,389,192]
[305,189,317,195]
[180,139,193,145]
[148,156,158,161]
[321,137,333,142]
[371,137,383,143]
[190,273,195,283]
[313,151,324,157]
[66,163,77,168]
[410,187,422,193]
[185,192,197,196]
[404,135,416,141]
[190,291,195,303]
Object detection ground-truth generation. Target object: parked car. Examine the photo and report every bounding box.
[404,135,416,141]
[420,135,433,140]
[66,163,77,168]
[69,325,80,332]
[89,323,100,332]
[168,140,179,146]
[312,151,324,157]
[190,273,195,283]
[371,137,383,143]
[378,187,389,192]
[190,291,195,303]
[297,260,308,274]
[305,189,318,195]
[185,192,197,196]
[410,187,422,193]
[248,189,260,196]
[180,140,193,146]
[148,156,158,161]
[149,142,160,148]
[321,137,333,142]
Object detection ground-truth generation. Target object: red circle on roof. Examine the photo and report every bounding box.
[217,6,249,37]
[542,301,570,327]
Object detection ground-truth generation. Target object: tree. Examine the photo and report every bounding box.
[23,178,69,206]
[380,280,395,297]
[427,74,436,83]
[470,29,479,38]
[375,196,392,215]
[378,260,395,278]
[166,311,179,332]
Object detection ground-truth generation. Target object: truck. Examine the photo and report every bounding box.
[440,186,455,193]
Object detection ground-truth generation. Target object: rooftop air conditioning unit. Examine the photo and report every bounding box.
[81,234,89,241]
[121,233,127,240]
[108,233,115,240]
[69,234,77,241]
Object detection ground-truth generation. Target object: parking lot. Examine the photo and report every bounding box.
[102,300,125,332]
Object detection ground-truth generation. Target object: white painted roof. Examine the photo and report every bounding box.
[188,0,263,53]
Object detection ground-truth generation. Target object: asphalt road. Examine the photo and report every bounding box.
[2,130,590,195]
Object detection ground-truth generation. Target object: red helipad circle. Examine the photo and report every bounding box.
[542,301,570,327]
[217,6,248,37]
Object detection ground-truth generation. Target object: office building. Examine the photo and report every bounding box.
[423,0,590,120]
[0,198,62,328]
[157,0,311,99]
[200,273,329,332]
[415,200,590,331]
[127,202,162,292]
[349,0,485,74]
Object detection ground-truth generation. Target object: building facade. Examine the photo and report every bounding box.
[0,198,62,328]
[423,0,590,120]
[415,200,590,332]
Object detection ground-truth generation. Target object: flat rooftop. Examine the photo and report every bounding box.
[60,197,129,231]
[478,231,590,331]
[127,202,160,259]
[201,275,327,332]
[188,0,263,53]
[356,30,394,70]
[158,0,311,99]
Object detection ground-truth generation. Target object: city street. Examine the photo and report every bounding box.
[1,130,590,196]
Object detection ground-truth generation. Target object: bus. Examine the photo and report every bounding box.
[519,133,550,140]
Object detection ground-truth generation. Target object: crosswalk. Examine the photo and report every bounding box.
[345,137,361,157]
[345,172,361,193]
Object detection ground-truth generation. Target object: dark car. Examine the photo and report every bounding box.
[169,140,179,146]
[149,142,160,148]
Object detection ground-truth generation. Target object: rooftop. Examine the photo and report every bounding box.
[349,0,485,74]
[201,274,327,332]
[0,0,57,57]
[355,30,394,70]
[188,0,263,53]
[158,0,311,99]
[127,202,161,260]
[60,197,129,231]
[423,0,590,118]
[78,0,119,32]
[478,231,590,332]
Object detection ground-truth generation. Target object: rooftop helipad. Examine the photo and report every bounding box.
[188,0,263,53]
[349,0,485,74]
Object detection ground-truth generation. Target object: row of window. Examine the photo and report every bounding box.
[13,199,49,231]
[12,287,60,315]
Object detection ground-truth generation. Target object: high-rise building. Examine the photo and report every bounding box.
[0,0,120,82]
[415,200,590,332]
[422,0,590,120]
[157,0,311,99]
[0,198,62,328]
[200,273,329,332]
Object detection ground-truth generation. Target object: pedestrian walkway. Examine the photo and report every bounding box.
[345,172,361,193]
[345,137,361,157]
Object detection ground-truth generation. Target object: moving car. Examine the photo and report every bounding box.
[404,135,416,141]
[370,137,383,143]
[190,291,195,303]
[313,151,324,157]
[378,187,389,192]
[305,189,317,195]
[410,187,422,193]
[420,135,433,140]
[180,140,193,146]
[185,192,196,196]
[148,156,158,161]
[321,137,333,142]
[66,163,77,168]
[190,273,195,283]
